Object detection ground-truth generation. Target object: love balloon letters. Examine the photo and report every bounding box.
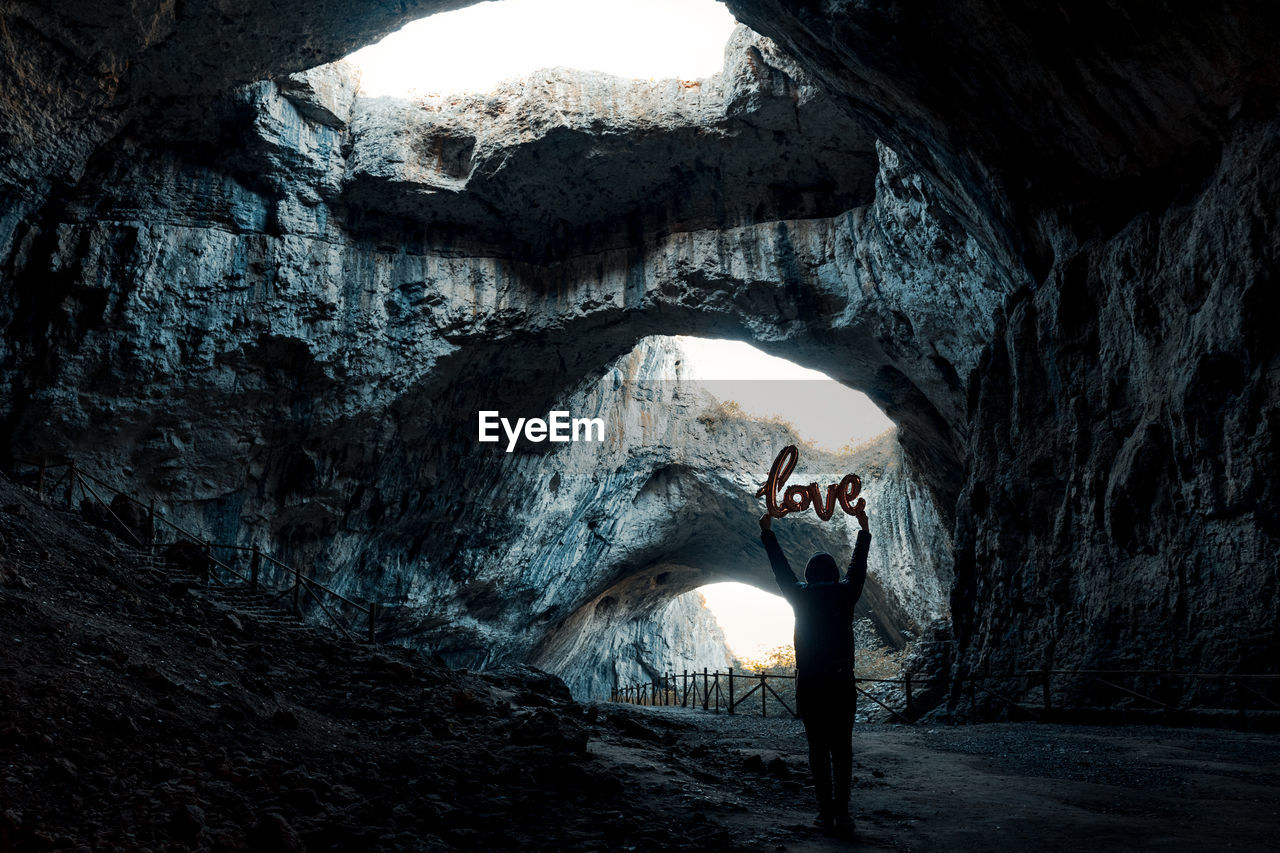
[756,444,864,521]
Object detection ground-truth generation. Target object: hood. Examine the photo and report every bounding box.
[804,552,839,584]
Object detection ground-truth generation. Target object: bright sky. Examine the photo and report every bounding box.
[699,583,793,661]
[346,0,739,97]
[675,336,894,452]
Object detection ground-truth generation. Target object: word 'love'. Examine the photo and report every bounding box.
[756,444,863,521]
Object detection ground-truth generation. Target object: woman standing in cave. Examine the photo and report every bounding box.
[759,504,870,835]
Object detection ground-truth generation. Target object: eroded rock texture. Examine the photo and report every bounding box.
[0,29,977,695]
[1,1,1276,708]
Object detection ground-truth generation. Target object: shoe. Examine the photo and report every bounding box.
[831,812,856,837]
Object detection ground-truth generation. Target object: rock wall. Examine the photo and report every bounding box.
[0,30,984,699]
[549,589,736,701]
[364,335,950,695]
[714,1,1280,696]
[2,1,1276,707]
[953,121,1280,684]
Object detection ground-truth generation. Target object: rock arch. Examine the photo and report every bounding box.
[4,0,1276,708]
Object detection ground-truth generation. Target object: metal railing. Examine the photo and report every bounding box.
[15,458,380,643]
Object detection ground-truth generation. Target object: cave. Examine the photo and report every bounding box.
[2,0,1278,849]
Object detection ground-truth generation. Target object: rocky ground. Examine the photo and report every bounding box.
[3,472,1278,852]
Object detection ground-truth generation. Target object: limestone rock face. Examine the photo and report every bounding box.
[345,26,879,260]
[951,122,1280,682]
[558,590,736,701]
[2,23,972,691]
[0,27,1006,572]
[0,49,1006,520]
[364,335,951,696]
[277,62,360,130]
[1,1,1276,710]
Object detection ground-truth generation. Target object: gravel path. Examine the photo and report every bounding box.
[612,704,1280,851]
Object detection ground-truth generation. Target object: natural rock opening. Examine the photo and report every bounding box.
[345,0,738,97]
[511,335,952,696]
[0,19,995,704]
[1,0,1275,722]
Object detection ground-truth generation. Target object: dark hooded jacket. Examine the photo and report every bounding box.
[761,527,870,711]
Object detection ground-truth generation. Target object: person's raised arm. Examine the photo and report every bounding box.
[843,499,871,603]
[760,513,801,602]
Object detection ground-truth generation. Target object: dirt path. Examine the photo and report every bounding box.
[603,705,1280,851]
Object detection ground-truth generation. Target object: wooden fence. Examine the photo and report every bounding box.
[610,667,935,723]
[611,667,1280,725]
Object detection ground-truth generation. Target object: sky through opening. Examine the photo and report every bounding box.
[675,336,894,452]
[346,0,739,97]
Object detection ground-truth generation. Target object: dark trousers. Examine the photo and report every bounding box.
[801,703,853,816]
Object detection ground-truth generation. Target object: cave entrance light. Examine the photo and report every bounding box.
[345,0,739,97]
[699,582,794,664]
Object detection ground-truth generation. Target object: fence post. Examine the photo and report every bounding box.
[728,668,735,715]
[368,601,377,644]
[905,672,913,717]
[683,670,689,708]
[702,668,709,710]
[293,566,302,614]
[1042,670,1052,713]
[761,673,767,718]
[713,672,720,714]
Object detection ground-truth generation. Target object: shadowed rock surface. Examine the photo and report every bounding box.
[0,0,1276,719]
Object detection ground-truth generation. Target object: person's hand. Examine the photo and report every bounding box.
[759,512,773,532]
[852,498,868,532]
